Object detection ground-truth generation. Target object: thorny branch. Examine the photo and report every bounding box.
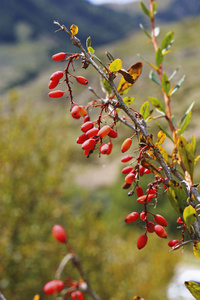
[53,12,200,241]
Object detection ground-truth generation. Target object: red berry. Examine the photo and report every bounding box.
[82,139,96,151]
[50,71,64,81]
[78,106,87,117]
[122,166,133,174]
[84,115,90,122]
[125,172,136,184]
[99,143,110,155]
[76,76,88,85]
[144,168,151,174]
[154,225,167,238]
[71,105,81,119]
[71,290,84,300]
[81,121,94,132]
[48,80,59,89]
[121,138,132,153]
[146,187,157,195]
[52,225,67,243]
[121,155,133,163]
[139,165,145,176]
[136,186,144,197]
[108,128,118,138]
[140,211,149,221]
[137,194,155,204]
[146,221,155,233]
[52,52,66,61]
[122,182,132,189]
[86,128,99,138]
[76,133,88,144]
[49,90,64,98]
[137,234,148,249]
[98,125,111,138]
[125,212,139,223]
[43,280,64,295]
[168,239,179,247]
[106,142,113,155]
[177,217,184,224]
[154,214,167,227]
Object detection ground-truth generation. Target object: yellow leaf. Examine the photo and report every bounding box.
[109,58,122,73]
[183,205,197,229]
[117,62,142,95]
[193,241,200,259]
[70,24,79,36]
[33,295,40,300]
[123,96,135,106]
[156,144,169,164]
[185,281,200,299]
[87,46,95,54]
[195,155,200,163]
[156,131,166,145]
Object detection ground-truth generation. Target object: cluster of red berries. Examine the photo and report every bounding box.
[121,154,152,188]
[43,225,84,299]
[125,186,167,249]
[76,119,118,156]
[48,52,89,99]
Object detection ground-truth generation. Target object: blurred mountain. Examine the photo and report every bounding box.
[0,0,145,46]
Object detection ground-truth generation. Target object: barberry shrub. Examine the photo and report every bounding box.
[42,1,200,299]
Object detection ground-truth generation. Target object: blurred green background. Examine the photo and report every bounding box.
[1,0,200,299]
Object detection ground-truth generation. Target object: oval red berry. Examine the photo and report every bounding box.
[125,212,139,223]
[52,52,66,61]
[43,280,64,295]
[121,138,132,153]
[137,234,148,249]
[71,290,84,300]
[121,155,133,163]
[49,90,64,98]
[50,71,64,81]
[52,225,67,243]
[76,76,88,85]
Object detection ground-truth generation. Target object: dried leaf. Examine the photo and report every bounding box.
[117,62,142,95]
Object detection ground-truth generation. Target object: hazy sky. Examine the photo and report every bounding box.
[87,0,137,4]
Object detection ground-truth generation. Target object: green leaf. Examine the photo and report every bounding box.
[170,75,186,96]
[193,242,200,260]
[155,47,163,67]
[148,96,165,115]
[185,281,200,299]
[140,101,150,120]
[167,180,187,215]
[152,1,157,15]
[178,102,194,126]
[162,72,170,95]
[123,97,135,106]
[178,110,191,136]
[161,31,174,51]
[86,36,91,48]
[109,58,122,73]
[177,136,195,181]
[149,70,161,85]
[105,51,115,62]
[155,122,173,141]
[100,76,112,96]
[183,205,197,229]
[140,1,151,17]
[87,46,95,54]
[139,23,152,39]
